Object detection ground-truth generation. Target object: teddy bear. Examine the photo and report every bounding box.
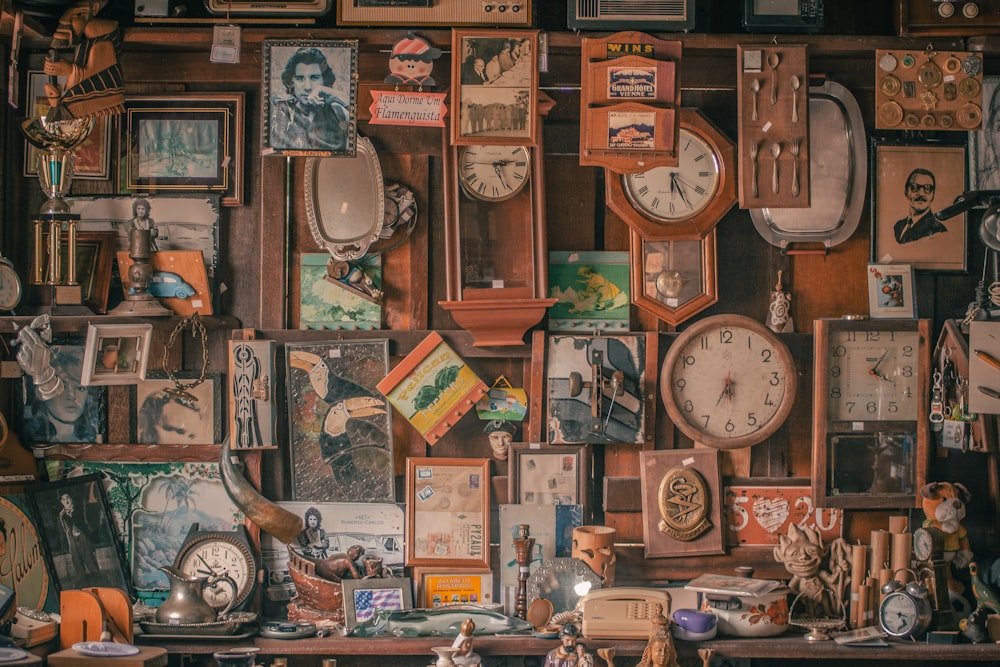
[920,481,973,594]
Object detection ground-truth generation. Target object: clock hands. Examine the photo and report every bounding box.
[869,350,894,383]
[669,173,694,209]
[493,162,513,192]
[716,372,734,407]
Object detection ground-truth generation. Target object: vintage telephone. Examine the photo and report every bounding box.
[580,587,672,639]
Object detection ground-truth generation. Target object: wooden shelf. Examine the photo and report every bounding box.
[130,633,1000,662]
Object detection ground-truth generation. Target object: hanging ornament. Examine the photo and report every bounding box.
[384,33,442,88]
[766,269,794,333]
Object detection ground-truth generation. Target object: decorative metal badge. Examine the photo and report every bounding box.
[656,465,711,541]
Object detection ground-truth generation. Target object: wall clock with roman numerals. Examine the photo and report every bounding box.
[606,108,737,240]
[439,94,558,346]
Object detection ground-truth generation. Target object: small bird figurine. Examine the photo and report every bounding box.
[970,561,1000,614]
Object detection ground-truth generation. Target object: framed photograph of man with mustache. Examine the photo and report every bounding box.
[871,140,967,272]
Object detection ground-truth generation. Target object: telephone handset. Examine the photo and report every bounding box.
[580,587,672,639]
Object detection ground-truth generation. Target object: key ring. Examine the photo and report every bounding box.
[161,313,209,406]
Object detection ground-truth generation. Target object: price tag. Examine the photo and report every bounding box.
[211,24,241,64]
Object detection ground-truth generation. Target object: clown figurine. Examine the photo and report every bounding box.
[384,33,442,87]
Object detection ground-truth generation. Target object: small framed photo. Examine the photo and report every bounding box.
[341,577,412,633]
[24,70,112,180]
[871,139,967,272]
[130,372,222,444]
[81,323,153,386]
[25,473,132,595]
[867,263,916,318]
[261,39,359,157]
[124,93,245,206]
[509,444,589,510]
[410,567,493,608]
[451,29,539,146]
[405,457,490,568]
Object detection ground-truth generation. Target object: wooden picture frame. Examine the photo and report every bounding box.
[629,229,719,326]
[285,340,393,503]
[261,39,359,157]
[509,444,589,510]
[639,449,724,558]
[867,263,917,319]
[376,332,487,445]
[410,567,493,609]
[405,457,490,568]
[81,323,153,386]
[871,139,967,272]
[24,70,112,180]
[124,93,245,207]
[341,577,412,633]
[451,29,539,146]
[25,473,132,596]
[969,75,1000,190]
[130,372,222,444]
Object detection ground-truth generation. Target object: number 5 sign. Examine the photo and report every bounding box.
[724,486,843,547]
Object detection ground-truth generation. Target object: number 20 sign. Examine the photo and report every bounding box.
[724,486,843,547]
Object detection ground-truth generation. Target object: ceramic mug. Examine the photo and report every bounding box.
[571,525,616,586]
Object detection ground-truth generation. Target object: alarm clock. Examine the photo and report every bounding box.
[878,579,933,639]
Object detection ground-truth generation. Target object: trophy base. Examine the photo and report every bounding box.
[27,284,93,316]
[109,297,173,317]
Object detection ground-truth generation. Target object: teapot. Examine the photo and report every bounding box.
[156,566,236,625]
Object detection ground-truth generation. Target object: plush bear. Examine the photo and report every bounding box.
[920,481,973,567]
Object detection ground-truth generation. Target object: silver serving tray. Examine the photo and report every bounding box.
[749,80,867,249]
[138,611,257,637]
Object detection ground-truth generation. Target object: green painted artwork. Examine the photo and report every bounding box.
[300,253,382,329]
[548,251,630,332]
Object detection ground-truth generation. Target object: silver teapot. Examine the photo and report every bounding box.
[156,566,236,625]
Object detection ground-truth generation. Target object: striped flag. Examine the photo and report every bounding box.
[354,588,404,622]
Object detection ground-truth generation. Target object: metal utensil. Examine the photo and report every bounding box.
[790,139,800,197]
[790,75,801,123]
[770,142,782,194]
[768,52,781,105]
[749,140,759,198]
[750,78,761,121]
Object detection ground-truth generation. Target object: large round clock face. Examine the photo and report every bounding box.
[459,145,531,202]
[661,314,796,449]
[826,329,920,421]
[175,534,257,609]
[623,129,721,222]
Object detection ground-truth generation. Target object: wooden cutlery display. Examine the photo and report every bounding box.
[737,44,810,209]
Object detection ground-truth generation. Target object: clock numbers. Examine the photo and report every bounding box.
[623,129,721,222]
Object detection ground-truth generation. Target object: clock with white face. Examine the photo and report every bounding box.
[825,328,921,421]
[458,145,530,202]
[173,525,258,610]
[606,108,736,240]
[661,314,797,450]
[623,128,721,222]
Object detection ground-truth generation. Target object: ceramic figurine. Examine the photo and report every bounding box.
[544,624,586,667]
[384,33,442,88]
[450,619,480,667]
[765,269,794,333]
[636,604,679,667]
[773,524,851,618]
[485,419,517,460]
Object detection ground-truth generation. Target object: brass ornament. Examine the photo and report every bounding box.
[656,465,711,541]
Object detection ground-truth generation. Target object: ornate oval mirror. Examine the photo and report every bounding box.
[305,136,385,261]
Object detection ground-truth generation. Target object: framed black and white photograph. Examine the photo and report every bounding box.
[25,473,132,595]
[130,372,222,444]
[81,323,153,386]
[261,39,359,157]
[969,75,1000,191]
[124,93,245,206]
[871,139,968,272]
[451,29,538,146]
[18,342,105,445]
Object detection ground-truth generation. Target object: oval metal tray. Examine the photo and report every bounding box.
[749,80,867,249]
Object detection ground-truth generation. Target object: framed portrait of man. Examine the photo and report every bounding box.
[872,140,968,272]
[261,39,359,158]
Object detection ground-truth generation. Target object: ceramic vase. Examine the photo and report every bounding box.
[431,646,460,667]
[572,525,617,586]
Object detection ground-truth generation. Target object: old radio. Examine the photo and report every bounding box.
[896,0,1000,36]
[337,0,532,27]
[567,0,695,31]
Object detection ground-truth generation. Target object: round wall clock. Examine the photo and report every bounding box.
[660,314,797,450]
[458,145,531,202]
[0,254,22,312]
[606,107,736,240]
[173,523,258,611]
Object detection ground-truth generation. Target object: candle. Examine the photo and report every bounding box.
[888,515,908,534]
[870,529,889,572]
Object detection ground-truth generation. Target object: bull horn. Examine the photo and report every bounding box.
[219,436,302,544]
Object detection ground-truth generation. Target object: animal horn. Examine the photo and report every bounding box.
[219,436,302,544]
